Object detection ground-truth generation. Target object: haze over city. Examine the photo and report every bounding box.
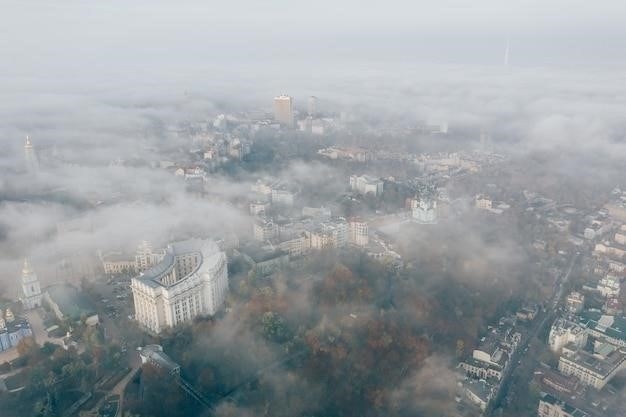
[1,2,626,417]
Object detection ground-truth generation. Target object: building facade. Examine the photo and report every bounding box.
[548,319,588,353]
[273,95,294,127]
[349,175,384,196]
[558,345,626,389]
[537,395,589,417]
[131,239,228,334]
[349,219,369,246]
[307,96,317,117]
[135,241,166,272]
[101,252,136,275]
[0,309,33,352]
[411,198,438,224]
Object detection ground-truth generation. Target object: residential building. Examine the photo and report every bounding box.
[593,243,626,259]
[463,379,495,411]
[251,181,273,198]
[302,206,331,220]
[537,394,589,417]
[271,188,295,207]
[459,320,521,382]
[411,197,438,224]
[277,233,310,257]
[310,221,349,250]
[566,292,585,314]
[250,201,270,216]
[475,195,493,210]
[318,146,372,162]
[349,175,383,196]
[131,239,228,334]
[548,319,588,353]
[253,219,278,241]
[349,219,369,246]
[597,275,620,298]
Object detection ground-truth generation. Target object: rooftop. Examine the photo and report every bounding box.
[139,345,180,373]
[580,311,626,342]
[540,394,590,417]
[240,243,288,263]
[560,345,626,378]
[136,239,221,288]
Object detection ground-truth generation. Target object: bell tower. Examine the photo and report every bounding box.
[21,258,43,310]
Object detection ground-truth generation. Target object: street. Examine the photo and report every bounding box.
[487,252,579,416]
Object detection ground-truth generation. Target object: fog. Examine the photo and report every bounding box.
[1,3,626,416]
[1,1,625,287]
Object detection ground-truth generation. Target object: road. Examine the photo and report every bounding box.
[25,309,66,348]
[487,252,579,416]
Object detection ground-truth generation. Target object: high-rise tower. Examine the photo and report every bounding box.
[21,259,43,310]
[307,96,318,117]
[273,95,294,127]
[504,41,510,66]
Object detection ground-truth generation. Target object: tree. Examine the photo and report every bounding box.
[261,312,290,343]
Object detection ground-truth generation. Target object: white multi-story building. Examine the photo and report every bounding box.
[277,234,310,257]
[253,219,278,241]
[324,221,349,248]
[250,201,270,216]
[135,241,166,272]
[537,394,589,417]
[565,291,585,314]
[271,189,295,207]
[349,219,369,246]
[411,197,438,224]
[20,259,43,310]
[131,239,228,334]
[548,319,588,353]
[475,195,493,210]
[101,252,136,275]
[597,275,621,298]
[310,221,349,250]
[302,206,331,220]
[349,175,383,196]
[251,181,273,198]
[558,345,626,389]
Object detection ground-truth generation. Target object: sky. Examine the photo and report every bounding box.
[2,1,626,79]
